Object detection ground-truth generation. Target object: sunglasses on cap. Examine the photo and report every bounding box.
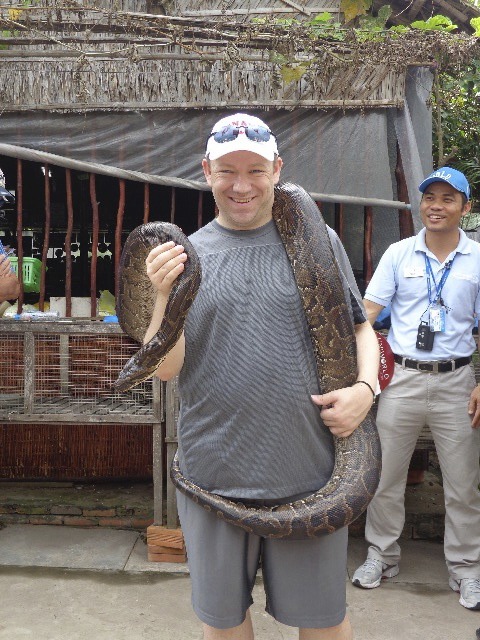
[207,124,275,145]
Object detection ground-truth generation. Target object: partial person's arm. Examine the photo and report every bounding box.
[0,254,20,303]
[311,319,379,438]
[467,326,480,429]
[362,299,385,326]
[143,241,188,381]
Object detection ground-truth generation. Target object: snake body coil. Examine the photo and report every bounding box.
[115,183,381,539]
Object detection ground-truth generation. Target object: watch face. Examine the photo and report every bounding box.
[376,331,394,391]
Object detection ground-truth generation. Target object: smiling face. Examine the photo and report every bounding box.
[420,181,471,236]
[202,151,283,231]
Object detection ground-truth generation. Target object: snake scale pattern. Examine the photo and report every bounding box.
[115,182,381,540]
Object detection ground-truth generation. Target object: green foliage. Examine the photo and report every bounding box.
[1,0,32,50]
[308,12,344,39]
[411,16,458,32]
[341,0,373,23]
[433,59,480,206]
[471,17,480,36]
[280,62,310,83]
[358,4,392,30]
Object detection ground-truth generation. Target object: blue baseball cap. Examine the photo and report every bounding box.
[419,167,470,200]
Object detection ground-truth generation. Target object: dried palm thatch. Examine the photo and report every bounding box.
[0,2,478,111]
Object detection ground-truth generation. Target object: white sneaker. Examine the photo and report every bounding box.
[352,558,399,589]
[449,577,480,610]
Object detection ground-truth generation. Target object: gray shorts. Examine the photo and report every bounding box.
[176,490,348,630]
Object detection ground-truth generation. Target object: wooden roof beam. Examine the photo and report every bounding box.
[407,0,426,21]
[280,0,311,15]
[435,0,469,25]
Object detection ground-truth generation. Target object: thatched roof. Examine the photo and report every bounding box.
[160,0,340,20]
[0,2,478,112]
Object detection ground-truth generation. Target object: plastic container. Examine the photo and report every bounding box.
[9,257,42,293]
[14,311,59,321]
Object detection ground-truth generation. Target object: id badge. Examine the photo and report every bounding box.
[429,305,446,332]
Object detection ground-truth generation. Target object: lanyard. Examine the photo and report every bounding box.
[424,254,455,306]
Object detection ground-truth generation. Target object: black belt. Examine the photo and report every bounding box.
[393,354,472,373]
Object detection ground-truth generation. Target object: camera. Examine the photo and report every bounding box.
[416,321,434,351]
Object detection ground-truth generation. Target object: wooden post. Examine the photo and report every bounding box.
[152,376,164,525]
[39,164,51,311]
[165,375,179,529]
[197,190,203,230]
[65,168,74,317]
[395,143,414,239]
[363,206,374,286]
[23,331,35,414]
[16,158,24,314]
[170,187,176,224]
[89,174,99,317]
[114,179,126,302]
[143,182,150,224]
[147,374,186,563]
[334,202,344,242]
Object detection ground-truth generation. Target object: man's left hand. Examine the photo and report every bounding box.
[311,384,375,438]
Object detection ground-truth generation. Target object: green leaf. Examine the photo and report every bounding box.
[411,15,457,32]
[309,12,334,25]
[280,62,310,84]
[269,51,288,65]
[471,17,480,37]
[388,25,410,34]
[377,5,393,24]
[341,0,373,23]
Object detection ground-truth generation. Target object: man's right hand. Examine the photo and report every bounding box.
[142,242,188,378]
[145,241,188,295]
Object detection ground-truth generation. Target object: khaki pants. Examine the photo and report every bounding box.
[365,363,480,579]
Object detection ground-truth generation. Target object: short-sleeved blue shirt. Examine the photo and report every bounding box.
[365,228,480,359]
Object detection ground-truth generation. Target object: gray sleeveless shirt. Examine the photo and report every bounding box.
[177,219,366,499]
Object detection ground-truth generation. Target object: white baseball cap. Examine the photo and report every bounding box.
[205,113,278,161]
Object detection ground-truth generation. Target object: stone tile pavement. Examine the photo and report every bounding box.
[0,524,479,640]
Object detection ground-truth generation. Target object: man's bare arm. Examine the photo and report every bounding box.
[143,241,188,381]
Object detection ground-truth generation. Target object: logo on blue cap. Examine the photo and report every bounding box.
[419,167,470,201]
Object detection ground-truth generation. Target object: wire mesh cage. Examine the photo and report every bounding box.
[0,322,160,421]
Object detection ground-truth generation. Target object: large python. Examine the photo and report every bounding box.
[115,182,381,540]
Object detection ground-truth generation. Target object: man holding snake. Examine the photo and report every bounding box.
[144,113,379,640]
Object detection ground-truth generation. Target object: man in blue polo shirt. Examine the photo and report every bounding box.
[352,167,480,611]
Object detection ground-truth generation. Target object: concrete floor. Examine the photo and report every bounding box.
[0,524,479,640]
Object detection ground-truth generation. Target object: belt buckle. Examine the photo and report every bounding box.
[417,360,437,373]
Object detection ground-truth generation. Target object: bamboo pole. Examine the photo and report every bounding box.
[334,202,345,242]
[143,182,150,224]
[170,187,176,224]
[363,206,374,286]
[39,163,51,311]
[15,158,24,314]
[65,168,74,317]
[114,179,126,302]
[395,143,414,239]
[197,191,203,230]
[89,173,99,317]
